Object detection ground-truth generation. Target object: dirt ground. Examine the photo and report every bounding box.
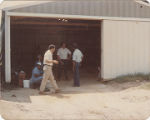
[1,75,150,120]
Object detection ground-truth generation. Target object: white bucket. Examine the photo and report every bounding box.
[23,80,30,88]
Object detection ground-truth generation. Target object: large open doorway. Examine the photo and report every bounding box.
[10,16,101,84]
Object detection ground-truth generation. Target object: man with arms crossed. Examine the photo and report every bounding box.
[57,42,71,81]
[39,44,60,94]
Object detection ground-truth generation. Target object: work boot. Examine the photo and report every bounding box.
[39,91,48,95]
[55,89,61,93]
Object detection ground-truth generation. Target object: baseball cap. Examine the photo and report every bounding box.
[36,62,42,66]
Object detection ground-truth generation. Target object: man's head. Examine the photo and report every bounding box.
[61,42,66,49]
[36,62,42,69]
[72,43,78,49]
[49,44,55,53]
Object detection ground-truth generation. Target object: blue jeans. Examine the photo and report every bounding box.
[30,76,43,85]
[74,62,80,86]
[58,60,69,80]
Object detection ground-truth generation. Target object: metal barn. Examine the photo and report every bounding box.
[1,0,150,83]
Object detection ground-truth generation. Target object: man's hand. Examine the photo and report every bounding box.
[40,73,43,76]
[67,54,71,60]
[53,60,59,64]
[34,74,41,78]
[60,61,64,65]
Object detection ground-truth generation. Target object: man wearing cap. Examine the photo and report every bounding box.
[39,44,60,94]
[30,62,43,88]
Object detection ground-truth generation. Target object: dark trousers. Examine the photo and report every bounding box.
[74,62,80,86]
[58,59,69,80]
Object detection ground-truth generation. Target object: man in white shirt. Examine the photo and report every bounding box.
[72,43,83,87]
[39,44,60,94]
[57,42,71,80]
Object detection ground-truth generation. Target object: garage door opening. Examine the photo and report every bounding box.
[10,16,101,84]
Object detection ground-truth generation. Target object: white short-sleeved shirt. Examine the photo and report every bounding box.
[72,49,83,63]
[57,48,71,60]
[43,50,53,66]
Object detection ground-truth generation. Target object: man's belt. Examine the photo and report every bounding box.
[44,64,52,67]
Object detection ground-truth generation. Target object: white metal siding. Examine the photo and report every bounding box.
[102,20,150,79]
[9,0,150,19]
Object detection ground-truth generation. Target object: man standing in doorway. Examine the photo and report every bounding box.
[72,43,83,87]
[57,42,71,81]
[39,44,60,94]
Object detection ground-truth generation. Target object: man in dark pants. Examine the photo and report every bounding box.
[57,42,71,81]
[72,43,83,87]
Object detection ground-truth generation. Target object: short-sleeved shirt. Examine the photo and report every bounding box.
[30,67,43,82]
[57,48,71,60]
[43,50,53,66]
[72,49,83,63]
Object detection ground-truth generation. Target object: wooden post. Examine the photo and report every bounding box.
[5,13,11,83]
[101,20,104,80]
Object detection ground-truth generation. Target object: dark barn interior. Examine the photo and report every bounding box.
[10,16,101,82]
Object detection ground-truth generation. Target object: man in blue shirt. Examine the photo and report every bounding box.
[30,62,43,88]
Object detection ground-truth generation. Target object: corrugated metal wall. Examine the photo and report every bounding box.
[10,0,150,19]
[102,20,150,79]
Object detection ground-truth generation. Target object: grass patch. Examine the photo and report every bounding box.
[140,83,150,90]
[112,73,150,83]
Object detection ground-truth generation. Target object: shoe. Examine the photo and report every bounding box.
[44,88,50,92]
[55,89,61,93]
[39,91,48,95]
